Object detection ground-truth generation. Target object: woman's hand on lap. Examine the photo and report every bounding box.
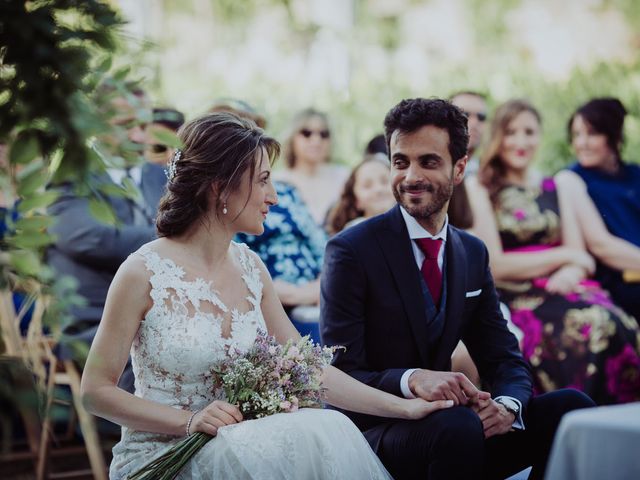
[191,400,243,436]
[402,398,454,420]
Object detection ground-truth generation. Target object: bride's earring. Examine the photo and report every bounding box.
[222,202,228,215]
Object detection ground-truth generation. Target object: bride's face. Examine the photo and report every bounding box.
[226,149,278,235]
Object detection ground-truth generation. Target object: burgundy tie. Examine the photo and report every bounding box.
[415,238,443,306]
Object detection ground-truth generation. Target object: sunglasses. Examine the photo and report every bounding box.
[299,128,330,139]
[151,144,168,153]
[463,111,487,122]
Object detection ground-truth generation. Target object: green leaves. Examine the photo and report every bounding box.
[9,250,41,277]
[16,168,48,197]
[16,191,59,214]
[88,197,118,225]
[9,131,40,165]
[149,129,182,149]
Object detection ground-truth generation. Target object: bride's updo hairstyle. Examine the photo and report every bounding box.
[156,112,280,237]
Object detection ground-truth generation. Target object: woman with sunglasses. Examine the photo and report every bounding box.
[274,109,349,225]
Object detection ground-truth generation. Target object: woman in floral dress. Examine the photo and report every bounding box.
[466,99,640,404]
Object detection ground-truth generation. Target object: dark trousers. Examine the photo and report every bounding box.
[374,389,595,480]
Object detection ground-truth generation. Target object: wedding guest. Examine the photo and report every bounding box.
[144,107,185,166]
[321,98,595,480]
[364,134,387,156]
[236,180,327,342]
[446,91,488,230]
[450,91,487,176]
[273,109,349,225]
[47,89,167,393]
[326,154,395,235]
[466,99,640,405]
[561,97,640,320]
[80,111,453,479]
[209,98,266,128]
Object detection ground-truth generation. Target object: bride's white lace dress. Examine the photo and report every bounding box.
[109,242,391,479]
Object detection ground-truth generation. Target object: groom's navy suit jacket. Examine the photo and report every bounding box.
[320,205,532,449]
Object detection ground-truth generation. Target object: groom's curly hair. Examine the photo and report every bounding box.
[383,98,469,163]
[156,112,280,237]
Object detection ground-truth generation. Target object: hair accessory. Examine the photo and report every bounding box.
[186,409,200,437]
[222,202,228,215]
[165,149,182,181]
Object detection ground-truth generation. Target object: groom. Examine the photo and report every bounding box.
[320,98,594,480]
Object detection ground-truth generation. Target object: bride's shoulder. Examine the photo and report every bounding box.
[119,239,171,280]
[232,241,269,277]
[118,250,153,281]
[233,241,262,266]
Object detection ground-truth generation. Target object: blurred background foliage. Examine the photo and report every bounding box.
[0,0,155,324]
[0,0,122,346]
[0,0,152,444]
[117,0,640,174]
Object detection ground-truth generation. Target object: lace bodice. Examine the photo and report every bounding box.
[131,242,267,411]
[111,242,392,480]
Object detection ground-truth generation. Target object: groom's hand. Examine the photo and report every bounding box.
[408,369,486,405]
[473,399,515,438]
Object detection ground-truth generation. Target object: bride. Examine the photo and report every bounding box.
[80,112,453,479]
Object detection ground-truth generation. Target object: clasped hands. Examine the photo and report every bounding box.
[409,369,515,438]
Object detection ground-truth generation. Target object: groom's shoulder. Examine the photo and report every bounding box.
[449,225,488,257]
[331,211,388,245]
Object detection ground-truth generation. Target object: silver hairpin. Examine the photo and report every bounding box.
[165,149,182,181]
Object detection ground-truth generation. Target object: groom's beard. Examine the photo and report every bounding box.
[394,178,453,221]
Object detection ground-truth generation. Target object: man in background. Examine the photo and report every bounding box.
[144,107,185,166]
[47,88,167,392]
[446,91,488,229]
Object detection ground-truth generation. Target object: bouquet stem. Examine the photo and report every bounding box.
[128,433,211,480]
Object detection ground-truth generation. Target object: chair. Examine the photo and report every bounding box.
[0,290,41,464]
[0,291,108,479]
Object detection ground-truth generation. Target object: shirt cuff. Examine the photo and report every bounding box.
[495,395,525,430]
[400,368,419,399]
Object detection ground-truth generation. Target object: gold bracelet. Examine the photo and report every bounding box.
[186,409,200,437]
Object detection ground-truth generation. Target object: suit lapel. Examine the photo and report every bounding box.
[139,163,154,209]
[373,206,430,366]
[140,162,166,212]
[433,226,467,369]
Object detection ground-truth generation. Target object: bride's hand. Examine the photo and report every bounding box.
[190,400,243,436]
[402,398,455,420]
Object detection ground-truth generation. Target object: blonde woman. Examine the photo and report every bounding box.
[274,109,349,225]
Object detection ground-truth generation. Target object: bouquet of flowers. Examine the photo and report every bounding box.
[129,331,336,480]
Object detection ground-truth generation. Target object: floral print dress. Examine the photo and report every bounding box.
[494,178,640,404]
[236,181,326,286]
